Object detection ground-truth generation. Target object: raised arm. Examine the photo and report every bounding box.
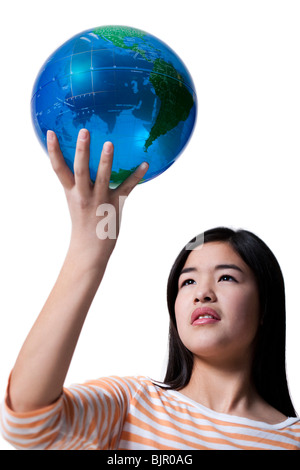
[8,129,148,412]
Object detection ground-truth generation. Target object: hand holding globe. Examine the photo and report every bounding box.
[47,128,149,268]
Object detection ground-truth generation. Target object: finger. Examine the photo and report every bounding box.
[47,131,74,190]
[73,129,92,195]
[117,162,149,196]
[94,142,114,192]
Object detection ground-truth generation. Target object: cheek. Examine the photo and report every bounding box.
[227,289,260,337]
[174,296,183,326]
[174,293,190,335]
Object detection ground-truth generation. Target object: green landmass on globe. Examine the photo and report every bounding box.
[93,26,194,152]
[32,25,197,186]
[93,25,154,59]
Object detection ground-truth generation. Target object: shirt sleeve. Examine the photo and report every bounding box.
[0,375,142,450]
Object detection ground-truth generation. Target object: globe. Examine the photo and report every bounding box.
[31,25,197,187]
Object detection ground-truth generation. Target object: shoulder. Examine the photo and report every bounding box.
[70,375,156,399]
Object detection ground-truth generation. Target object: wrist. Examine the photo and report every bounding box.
[66,235,114,275]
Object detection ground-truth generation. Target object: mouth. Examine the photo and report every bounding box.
[191,307,221,326]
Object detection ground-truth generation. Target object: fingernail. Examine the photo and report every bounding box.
[47,130,55,141]
[140,162,149,170]
[103,142,113,153]
[79,129,88,141]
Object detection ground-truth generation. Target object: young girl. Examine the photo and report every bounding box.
[1,130,299,450]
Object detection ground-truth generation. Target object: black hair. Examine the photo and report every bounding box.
[164,226,297,417]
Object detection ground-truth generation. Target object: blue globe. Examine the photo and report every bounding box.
[31,25,197,187]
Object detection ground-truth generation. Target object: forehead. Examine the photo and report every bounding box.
[183,242,249,272]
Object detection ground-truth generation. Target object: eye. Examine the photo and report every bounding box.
[181,278,196,287]
[218,274,237,282]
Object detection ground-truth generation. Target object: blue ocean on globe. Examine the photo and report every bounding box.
[31,25,197,187]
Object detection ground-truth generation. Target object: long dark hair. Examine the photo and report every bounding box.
[164,226,297,417]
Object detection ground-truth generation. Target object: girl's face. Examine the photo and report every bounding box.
[174,242,260,365]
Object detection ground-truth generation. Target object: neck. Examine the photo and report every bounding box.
[179,354,258,416]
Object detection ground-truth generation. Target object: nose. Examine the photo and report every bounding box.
[193,285,217,304]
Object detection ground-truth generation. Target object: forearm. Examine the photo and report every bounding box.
[8,247,108,412]
[8,130,148,413]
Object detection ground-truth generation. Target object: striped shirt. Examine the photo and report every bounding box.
[1,375,300,450]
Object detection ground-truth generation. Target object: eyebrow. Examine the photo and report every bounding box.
[215,264,244,272]
[179,264,244,277]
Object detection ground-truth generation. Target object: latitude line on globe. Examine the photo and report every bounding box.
[31,69,196,102]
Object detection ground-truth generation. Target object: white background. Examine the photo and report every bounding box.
[1,0,299,450]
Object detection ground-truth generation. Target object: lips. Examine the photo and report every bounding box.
[191,307,221,325]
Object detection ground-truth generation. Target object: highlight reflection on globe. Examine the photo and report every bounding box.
[31,25,197,187]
